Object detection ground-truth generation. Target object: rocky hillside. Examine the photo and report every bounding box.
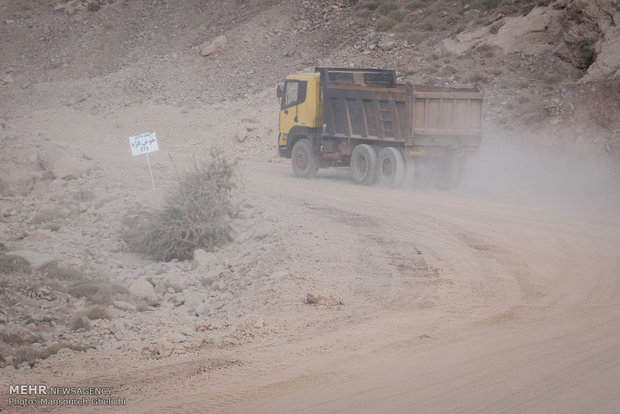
[1,0,619,197]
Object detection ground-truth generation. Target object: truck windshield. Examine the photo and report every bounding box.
[281,80,307,110]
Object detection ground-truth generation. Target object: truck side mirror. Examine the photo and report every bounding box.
[276,84,283,98]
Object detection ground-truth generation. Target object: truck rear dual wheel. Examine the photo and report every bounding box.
[350,144,377,185]
[291,138,318,178]
[376,147,405,187]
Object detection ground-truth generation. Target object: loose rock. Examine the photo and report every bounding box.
[129,278,158,305]
[193,249,215,268]
[183,291,204,315]
[306,293,320,304]
[378,41,395,51]
[112,300,137,312]
[200,35,227,57]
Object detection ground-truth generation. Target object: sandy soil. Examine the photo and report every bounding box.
[116,163,620,413]
[4,157,618,413]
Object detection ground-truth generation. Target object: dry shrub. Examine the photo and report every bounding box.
[124,151,237,261]
[424,63,440,74]
[0,324,41,345]
[406,0,425,10]
[544,72,563,84]
[42,263,87,281]
[358,0,379,10]
[0,253,31,274]
[12,342,91,368]
[83,305,111,320]
[421,16,444,31]
[72,189,95,202]
[30,207,67,225]
[376,16,397,31]
[68,279,128,305]
[518,95,530,104]
[70,316,90,331]
[11,347,40,368]
[378,3,398,15]
[469,72,487,83]
[407,31,426,44]
[469,0,553,15]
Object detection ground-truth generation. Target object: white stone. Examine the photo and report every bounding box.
[193,249,215,267]
[183,291,204,315]
[200,35,227,57]
[128,277,158,305]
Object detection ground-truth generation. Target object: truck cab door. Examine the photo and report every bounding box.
[279,80,307,147]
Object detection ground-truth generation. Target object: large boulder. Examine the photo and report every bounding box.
[443,0,618,81]
[554,0,615,70]
[581,27,620,82]
[443,7,564,55]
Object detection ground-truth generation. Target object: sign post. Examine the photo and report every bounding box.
[129,132,159,189]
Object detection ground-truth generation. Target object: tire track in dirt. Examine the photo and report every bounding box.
[42,162,619,413]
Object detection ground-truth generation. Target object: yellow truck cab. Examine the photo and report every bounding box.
[277,73,322,157]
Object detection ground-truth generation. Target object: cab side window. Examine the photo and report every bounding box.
[281,80,307,109]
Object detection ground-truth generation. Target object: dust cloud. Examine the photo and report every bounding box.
[459,138,620,206]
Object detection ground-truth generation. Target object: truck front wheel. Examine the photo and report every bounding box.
[377,147,405,187]
[350,144,377,185]
[291,138,318,178]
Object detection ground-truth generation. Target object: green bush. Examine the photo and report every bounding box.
[125,151,237,261]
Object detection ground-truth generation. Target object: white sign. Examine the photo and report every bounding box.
[129,132,159,157]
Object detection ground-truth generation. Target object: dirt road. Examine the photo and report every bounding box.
[122,162,620,413]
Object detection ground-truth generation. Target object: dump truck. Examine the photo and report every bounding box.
[277,67,483,187]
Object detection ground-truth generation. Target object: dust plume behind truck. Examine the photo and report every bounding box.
[277,67,483,188]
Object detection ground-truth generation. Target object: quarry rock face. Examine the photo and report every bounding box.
[581,26,620,82]
[442,0,618,81]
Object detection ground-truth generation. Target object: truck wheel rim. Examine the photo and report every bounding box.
[355,157,366,173]
[296,152,307,169]
[381,159,393,177]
